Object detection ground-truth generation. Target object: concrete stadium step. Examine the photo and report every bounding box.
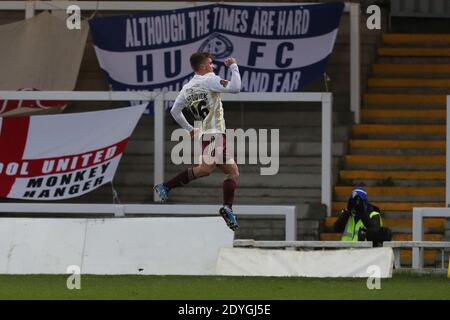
[187,173,324,188]
[119,164,323,175]
[349,139,445,154]
[229,127,350,142]
[367,79,450,94]
[372,63,450,76]
[171,186,320,198]
[350,140,445,150]
[224,100,351,112]
[124,140,346,157]
[389,233,444,241]
[377,57,450,64]
[344,163,444,171]
[363,104,446,111]
[224,102,347,112]
[134,122,344,140]
[367,87,450,95]
[339,170,445,181]
[133,126,351,143]
[352,124,445,137]
[168,188,321,204]
[350,134,444,141]
[323,216,445,233]
[177,165,323,175]
[333,194,445,204]
[336,179,443,187]
[378,48,450,57]
[114,171,324,188]
[118,155,338,170]
[168,195,314,205]
[345,155,444,165]
[360,110,445,124]
[83,185,321,202]
[349,148,444,156]
[223,111,352,127]
[343,159,445,171]
[363,93,446,105]
[132,117,352,140]
[382,34,450,45]
[334,186,445,202]
[340,170,445,187]
[331,201,444,212]
[119,158,341,174]
[368,78,450,88]
[81,186,321,205]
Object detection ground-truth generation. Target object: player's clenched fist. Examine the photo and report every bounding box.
[224,57,237,66]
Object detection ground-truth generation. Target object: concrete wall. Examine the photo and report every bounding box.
[0,217,233,274]
[217,247,394,277]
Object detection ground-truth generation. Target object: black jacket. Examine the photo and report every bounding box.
[334,203,381,233]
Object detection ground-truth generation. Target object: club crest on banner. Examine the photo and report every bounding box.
[198,33,234,59]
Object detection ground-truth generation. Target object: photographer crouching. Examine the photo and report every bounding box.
[334,188,392,247]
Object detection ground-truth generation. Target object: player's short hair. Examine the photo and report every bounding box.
[190,52,212,71]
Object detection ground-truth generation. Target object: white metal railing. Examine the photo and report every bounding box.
[0,1,361,123]
[0,203,297,241]
[0,90,334,214]
[412,207,450,269]
[234,239,373,248]
[384,241,450,270]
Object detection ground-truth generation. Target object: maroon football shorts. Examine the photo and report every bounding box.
[200,133,234,165]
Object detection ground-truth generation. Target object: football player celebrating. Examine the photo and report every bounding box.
[154,52,242,231]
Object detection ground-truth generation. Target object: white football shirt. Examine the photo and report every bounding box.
[170,63,241,135]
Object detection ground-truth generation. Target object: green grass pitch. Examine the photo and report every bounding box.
[0,273,449,299]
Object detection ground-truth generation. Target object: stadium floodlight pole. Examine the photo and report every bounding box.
[350,3,361,124]
[446,95,450,207]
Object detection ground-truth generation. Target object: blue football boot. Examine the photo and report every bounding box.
[154,183,169,202]
[220,206,239,231]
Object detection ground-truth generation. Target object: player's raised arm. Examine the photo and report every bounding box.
[170,93,193,132]
[208,57,241,93]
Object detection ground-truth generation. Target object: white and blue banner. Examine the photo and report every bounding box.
[89,2,344,104]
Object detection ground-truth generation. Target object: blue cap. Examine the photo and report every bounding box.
[349,188,368,203]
